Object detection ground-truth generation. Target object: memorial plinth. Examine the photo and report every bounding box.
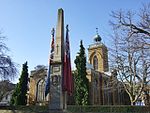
[49,8,65,110]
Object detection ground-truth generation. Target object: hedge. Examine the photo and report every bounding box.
[0,105,49,112]
[67,105,150,113]
[0,105,149,113]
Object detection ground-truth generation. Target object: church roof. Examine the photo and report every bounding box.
[88,28,107,49]
[93,28,102,43]
[93,34,101,42]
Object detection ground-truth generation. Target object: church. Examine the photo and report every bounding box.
[85,32,130,105]
[27,8,130,106]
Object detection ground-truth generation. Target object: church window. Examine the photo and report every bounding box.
[36,79,46,102]
[93,56,98,70]
[5,94,8,100]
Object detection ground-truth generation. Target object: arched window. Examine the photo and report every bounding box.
[36,79,46,102]
[93,56,98,70]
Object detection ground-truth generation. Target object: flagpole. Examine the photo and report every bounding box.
[44,28,55,106]
[66,24,69,109]
[62,23,73,109]
[64,91,67,110]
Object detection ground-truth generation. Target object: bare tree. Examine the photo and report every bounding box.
[0,33,17,80]
[109,3,150,105]
[110,30,150,105]
[110,3,150,38]
[141,45,150,106]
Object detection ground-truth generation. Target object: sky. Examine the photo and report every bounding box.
[0,0,149,83]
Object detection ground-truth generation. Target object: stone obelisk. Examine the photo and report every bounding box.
[49,8,65,111]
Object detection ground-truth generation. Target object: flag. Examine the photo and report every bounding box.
[63,25,73,95]
[45,28,55,97]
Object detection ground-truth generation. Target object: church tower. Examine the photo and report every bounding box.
[88,29,109,72]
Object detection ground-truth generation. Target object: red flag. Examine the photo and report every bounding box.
[63,25,73,95]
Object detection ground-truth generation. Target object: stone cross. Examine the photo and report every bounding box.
[56,44,59,54]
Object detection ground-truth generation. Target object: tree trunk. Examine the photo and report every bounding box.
[145,92,150,106]
[131,101,135,105]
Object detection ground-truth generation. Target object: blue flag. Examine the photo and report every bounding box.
[45,28,55,97]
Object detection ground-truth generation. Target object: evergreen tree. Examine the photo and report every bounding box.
[74,40,89,105]
[11,62,29,105]
[10,83,19,105]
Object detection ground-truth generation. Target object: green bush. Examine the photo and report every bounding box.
[0,105,49,112]
[67,105,150,113]
[0,105,149,113]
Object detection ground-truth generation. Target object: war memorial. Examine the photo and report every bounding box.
[27,8,150,113]
[27,8,132,113]
[0,8,149,113]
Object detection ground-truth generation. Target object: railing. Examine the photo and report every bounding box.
[88,43,103,49]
